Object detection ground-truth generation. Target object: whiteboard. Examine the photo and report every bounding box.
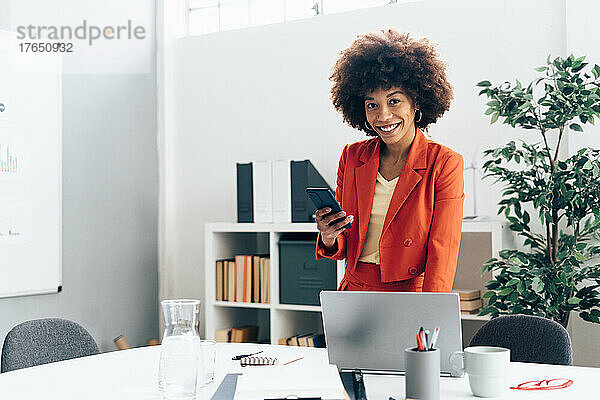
[0,31,62,297]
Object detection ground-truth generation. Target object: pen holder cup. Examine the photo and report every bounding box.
[404,347,440,400]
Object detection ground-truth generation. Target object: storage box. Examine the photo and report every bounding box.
[279,239,337,306]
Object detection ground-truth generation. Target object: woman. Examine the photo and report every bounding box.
[315,29,464,293]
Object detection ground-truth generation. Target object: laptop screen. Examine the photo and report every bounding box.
[320,291,463,377]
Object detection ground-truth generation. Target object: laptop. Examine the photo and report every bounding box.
[320,291,463,377]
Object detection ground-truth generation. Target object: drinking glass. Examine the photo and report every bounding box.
[198,340,216,386]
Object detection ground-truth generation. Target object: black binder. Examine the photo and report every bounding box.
[291,160,332,222]
[236,162,254,223]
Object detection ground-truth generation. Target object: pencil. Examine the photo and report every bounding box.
[282,356,304,365]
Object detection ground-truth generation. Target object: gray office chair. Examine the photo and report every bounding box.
[469,314,572,365]
[1,318,100,372]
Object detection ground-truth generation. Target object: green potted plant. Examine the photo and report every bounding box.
[476,54,600,328]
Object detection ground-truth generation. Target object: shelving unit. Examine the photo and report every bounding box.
[204,220,505,344]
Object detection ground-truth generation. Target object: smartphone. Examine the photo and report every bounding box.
[339,370,367,400]
[305,187,352,229]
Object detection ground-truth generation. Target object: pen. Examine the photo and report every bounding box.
[231,350,263,360]
[419,331,427,351]
[424,330,430,350]
[416,333,424,351]
[430,327,440,350]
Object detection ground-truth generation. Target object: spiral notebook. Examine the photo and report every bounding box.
[240,355,277,367]
[240,354,303,367]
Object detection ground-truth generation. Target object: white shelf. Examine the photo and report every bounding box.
[275,304,322,312]
[460,314,492,321]
[206,222,317,233]
[214,301,270,309]
[204,221,502,345]
[206,220,502,233]
[460,218,503,233]
[212,300,490,320]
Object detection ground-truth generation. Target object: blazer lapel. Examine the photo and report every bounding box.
[381,129,428,236]
[355,139,380,247]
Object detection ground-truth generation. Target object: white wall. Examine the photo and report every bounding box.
[164,0,600,365]
[0,0,159,351]
[564,0,600,368]
[566,0,600,152]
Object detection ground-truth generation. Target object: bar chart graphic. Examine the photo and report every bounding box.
[0,201,29,242]
[0,143,19,176]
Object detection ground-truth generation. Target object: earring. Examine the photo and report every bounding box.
[415,109,422,123]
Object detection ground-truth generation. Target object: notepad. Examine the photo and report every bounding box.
[240,355,277,366]
[239,353,303,367]
[235,363,346,399]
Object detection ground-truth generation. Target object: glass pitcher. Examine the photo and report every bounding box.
[158,299,202,395]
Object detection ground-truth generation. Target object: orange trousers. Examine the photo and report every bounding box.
[338,261,424,292]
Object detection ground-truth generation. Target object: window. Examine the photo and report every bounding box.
[188,0,401,36]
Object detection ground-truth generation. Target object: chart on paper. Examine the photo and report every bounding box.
[0,141,21,178]
[0,200,31,242]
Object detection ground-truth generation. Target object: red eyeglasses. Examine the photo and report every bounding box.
[510,378,574,391]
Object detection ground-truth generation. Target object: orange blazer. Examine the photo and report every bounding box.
[316,129,464,292]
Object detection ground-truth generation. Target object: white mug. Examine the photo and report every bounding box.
[449,346,510,398]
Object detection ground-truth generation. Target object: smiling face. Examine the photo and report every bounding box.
[364,86,417,146]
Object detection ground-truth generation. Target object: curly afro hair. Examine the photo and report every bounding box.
[330,29,453,135]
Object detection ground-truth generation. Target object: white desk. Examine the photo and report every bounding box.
[0,343,597,399]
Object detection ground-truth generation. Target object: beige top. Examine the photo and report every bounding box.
[358,172,399,264]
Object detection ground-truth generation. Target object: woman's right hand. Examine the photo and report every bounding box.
[315,207,354,248]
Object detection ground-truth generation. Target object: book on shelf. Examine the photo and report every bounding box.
[453,289,481,301]
[215,260,224,301]
[297,333,313,347]
[252,255,260,303]
[216,325,259,343]
[307,333,325,348]
[230,325,259,343]
[279,333,325,348]
[217,255,270,304]
[291,160,332,223]
[215,328,232,343]
[286,335,298,346]
[261,257,270,303]
[244,256,252,302]
[229,260,236,301]
[453,288,482,314]
[236,162,254,223]
[253,160,273,223]
[460,298,483,311]
[235,255,245,302]
[272,159,292,223]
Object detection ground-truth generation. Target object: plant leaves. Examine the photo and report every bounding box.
[509,265,521,273]
[570,123,583,132]
[491,112,499,124]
